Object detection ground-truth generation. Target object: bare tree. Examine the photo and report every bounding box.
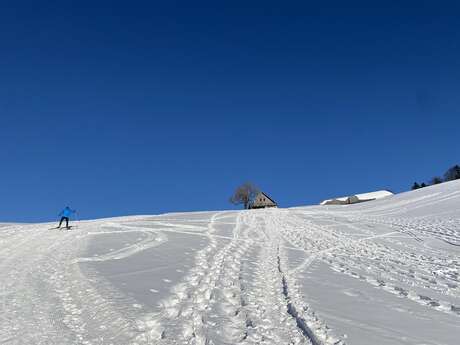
[229,182,259,209]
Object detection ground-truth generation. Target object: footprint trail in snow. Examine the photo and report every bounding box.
[1,180,460,345]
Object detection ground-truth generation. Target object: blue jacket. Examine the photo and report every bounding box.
[59,207,75,218]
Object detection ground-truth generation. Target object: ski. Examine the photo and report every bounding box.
[49,226,76,230]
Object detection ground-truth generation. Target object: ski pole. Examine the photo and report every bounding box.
[74,210,80,228]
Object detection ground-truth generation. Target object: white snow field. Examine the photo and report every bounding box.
[1,181,459,345]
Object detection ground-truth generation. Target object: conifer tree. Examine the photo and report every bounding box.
[444,165,460,181]
[431,176,443,185]
[411,182,420,190]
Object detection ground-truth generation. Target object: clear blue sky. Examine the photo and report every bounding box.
[1,1,459,221]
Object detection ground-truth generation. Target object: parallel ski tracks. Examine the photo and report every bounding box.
[4,203,457,344]
[134,210,344,345]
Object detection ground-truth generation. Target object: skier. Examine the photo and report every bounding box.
[57,206,76,229]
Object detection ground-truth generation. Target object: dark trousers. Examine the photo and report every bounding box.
[58,217,69,228]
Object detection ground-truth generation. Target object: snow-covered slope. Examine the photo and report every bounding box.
[1,181,459,345]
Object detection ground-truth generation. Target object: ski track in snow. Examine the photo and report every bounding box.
[288,214,459,317]
[1,181,460,344]
[0,224,140,345]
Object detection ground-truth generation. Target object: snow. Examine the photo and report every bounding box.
[1,181,460,344]
[320,190,394,205]
[352,189,394,201]
[320,196,350,204]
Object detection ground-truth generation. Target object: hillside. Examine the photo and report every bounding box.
[1,180,459,345]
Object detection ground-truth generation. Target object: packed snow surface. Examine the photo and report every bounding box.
[1,181,460,345]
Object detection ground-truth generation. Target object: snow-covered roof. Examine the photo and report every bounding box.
[354,190,394,200]
[320,190,394,205]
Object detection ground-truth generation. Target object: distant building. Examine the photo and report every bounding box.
[250,192,277,209]
[320,190,394,206]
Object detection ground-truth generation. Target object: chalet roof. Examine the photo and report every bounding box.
[256,192,277,204]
